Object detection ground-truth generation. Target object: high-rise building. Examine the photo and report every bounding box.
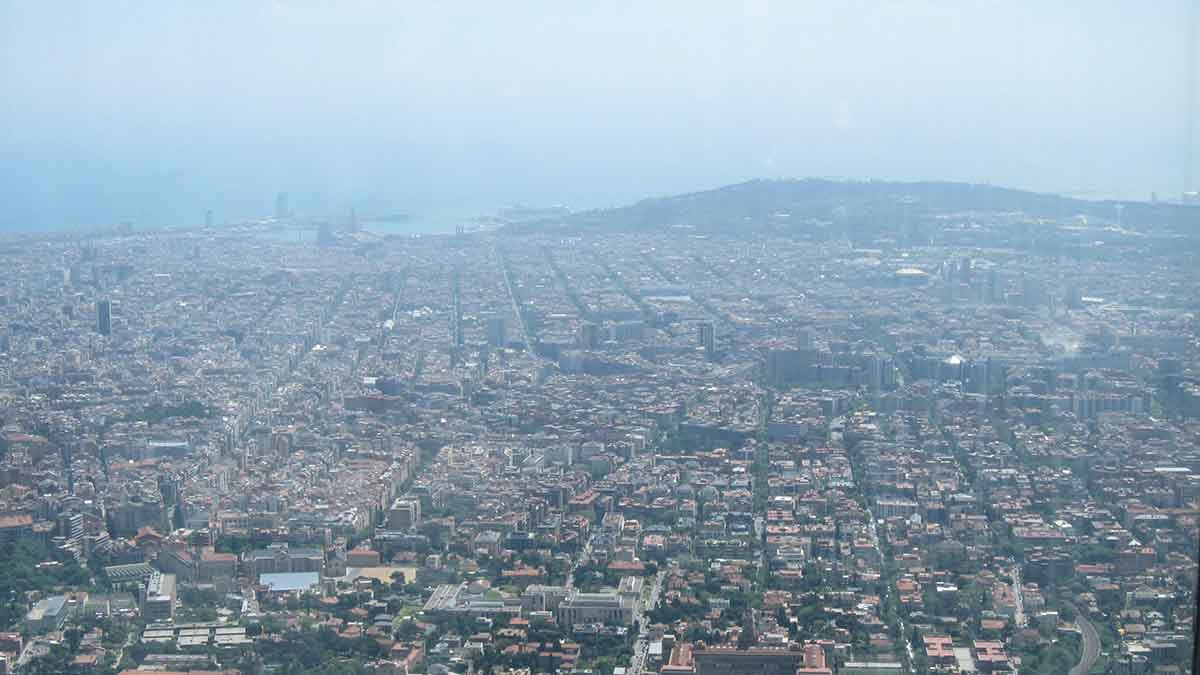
[96,299,111,336]
[798,328,814,350]
[699,321,716,359]
[61,444,74,494]
[867,355,883,393]
[388,498,422,531]
[317,222,336,247]
[452,270,464,348]
[578,322,600,350]
[486,315,507,348]
[158,475,179,508]
[275,192,290,220]
[56,512,83,547]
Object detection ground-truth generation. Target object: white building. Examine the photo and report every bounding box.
[555,590,634,627]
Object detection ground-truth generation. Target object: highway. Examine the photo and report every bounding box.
[1066,602,1101,675]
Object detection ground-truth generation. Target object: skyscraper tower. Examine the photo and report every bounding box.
[452,268,464,349]
[699,321,716,360]
[275,192,290,220]
[62,444,74,495]
[158,474,179,509]
[317,222,335,247]
[485,314,507,348]
[578,322,600,350]
[97,299,111,336]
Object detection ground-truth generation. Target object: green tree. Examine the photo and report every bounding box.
[0,540,93,629]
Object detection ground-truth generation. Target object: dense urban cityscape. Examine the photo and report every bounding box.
[0,179,1198,675]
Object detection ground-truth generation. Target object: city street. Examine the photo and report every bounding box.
[627,568,666,675]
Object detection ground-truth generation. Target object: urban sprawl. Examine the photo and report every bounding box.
[0,187,1198,675]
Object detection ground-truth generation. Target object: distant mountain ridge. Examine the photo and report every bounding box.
[506,178,1200,235]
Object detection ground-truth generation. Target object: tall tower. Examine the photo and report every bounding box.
[699,321,716,360]
[275,192,290,220]
[579,322,600,350]
[486,313,507,348]
[62,444,74,495]
[96,299,111,336]
[452,268,464,350]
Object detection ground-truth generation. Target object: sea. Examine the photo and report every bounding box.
[251,207,504,243]
[0,198,518,241]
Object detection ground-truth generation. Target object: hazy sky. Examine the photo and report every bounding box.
[0,1,1193,231]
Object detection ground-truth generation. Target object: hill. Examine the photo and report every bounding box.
[505,178,1200,236]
